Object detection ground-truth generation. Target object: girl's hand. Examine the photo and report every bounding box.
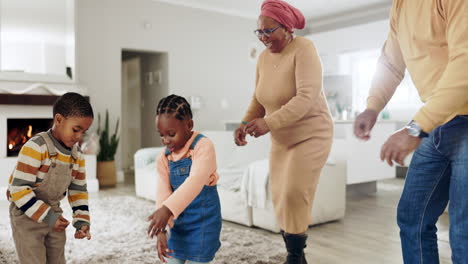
[74,225,91,240]
[156,232,173,263]
[245,118,270,138]
[234,123,248,146]
[147,205,173,238]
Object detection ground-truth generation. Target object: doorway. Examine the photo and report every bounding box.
[121,50,168,182]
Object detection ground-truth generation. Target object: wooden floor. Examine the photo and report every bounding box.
[221,179,452,264]
[0,178,452,263]
[305,179,451,263]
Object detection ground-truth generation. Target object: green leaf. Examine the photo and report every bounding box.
[96,109,120,162]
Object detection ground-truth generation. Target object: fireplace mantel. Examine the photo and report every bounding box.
[0,93,90,106]
[0,94,61,105]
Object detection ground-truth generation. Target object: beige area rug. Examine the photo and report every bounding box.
[0,195,285,264]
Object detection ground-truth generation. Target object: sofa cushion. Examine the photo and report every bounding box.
[134,147,165,169]
[202,130,271,169]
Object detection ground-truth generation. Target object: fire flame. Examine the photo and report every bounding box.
[27,125,32,138]
[7,125,34,153]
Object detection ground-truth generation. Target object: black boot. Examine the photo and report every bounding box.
[281,231,308,264]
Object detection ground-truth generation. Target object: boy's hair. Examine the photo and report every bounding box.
[53,92,94,118]
[156,94,193,121]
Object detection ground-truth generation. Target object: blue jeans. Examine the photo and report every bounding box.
[397,115,468,263]
[166,258,210,264]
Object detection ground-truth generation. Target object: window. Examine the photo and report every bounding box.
[341,49,422,114]
[0,0,75,80]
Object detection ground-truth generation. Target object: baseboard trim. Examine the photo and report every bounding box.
[347,181,377,195]
[396,166,408,179]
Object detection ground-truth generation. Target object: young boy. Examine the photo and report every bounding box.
[7,92,94,263]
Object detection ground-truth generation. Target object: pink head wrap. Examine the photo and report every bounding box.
[260,0,305,33]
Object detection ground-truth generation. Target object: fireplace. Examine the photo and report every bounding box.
[7,118,53,157]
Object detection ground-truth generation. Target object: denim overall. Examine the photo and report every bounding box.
[9,131,79,264]
[166,134,222,263]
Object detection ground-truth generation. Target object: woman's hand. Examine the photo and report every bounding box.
[245,118,270,138]
[156,232,173,263]
[147,205,173,238]
[234,123,248,146]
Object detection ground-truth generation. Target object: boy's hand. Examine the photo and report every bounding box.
[53,215,69,232]
[156,232,173,263]
[74,225,92,240]
[147,205,173,238]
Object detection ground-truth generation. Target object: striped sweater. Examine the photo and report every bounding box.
[7,130,90,230]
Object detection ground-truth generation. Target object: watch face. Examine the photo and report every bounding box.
[406,124,419,137]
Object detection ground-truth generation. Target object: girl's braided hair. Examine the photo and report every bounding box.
[156,94,193,120]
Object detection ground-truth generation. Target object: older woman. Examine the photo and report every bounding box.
[234,0,333,263]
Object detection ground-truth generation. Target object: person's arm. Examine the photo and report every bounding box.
[147,152,174,237]
[8,140,59,227]
[242,60,266,122]
[162,139,217,219]
[263,41,323,131]
[68,152,90,230]
[156,152,173,209]
[412,0,468,132]
[366,2,406,113]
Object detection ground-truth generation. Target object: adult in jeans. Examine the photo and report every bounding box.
[234,0,333,263]
[354,0,468,263]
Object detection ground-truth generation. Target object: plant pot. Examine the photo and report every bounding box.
[97,161,117,188]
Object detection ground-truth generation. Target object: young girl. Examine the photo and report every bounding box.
[147,94,222,264]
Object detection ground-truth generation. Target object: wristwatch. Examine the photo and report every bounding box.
[405,120,429,138]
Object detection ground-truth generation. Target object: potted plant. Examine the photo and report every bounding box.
[96,110,119,188]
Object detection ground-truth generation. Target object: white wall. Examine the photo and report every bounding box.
[76,0,258,170]
[76,0,257,130]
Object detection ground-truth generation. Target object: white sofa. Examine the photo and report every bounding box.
[134,130,346,233]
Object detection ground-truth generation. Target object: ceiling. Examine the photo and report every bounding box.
[153,0,391,19]
[152,0,392,33]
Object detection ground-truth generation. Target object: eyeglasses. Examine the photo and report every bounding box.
[254,25,281,38]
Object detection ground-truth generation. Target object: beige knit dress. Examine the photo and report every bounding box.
[242,36,333,234]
